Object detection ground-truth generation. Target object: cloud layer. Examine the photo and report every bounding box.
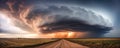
[0,1,113,38]
[29,5,112,37]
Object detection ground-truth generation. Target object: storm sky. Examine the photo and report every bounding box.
[0,0,120,38]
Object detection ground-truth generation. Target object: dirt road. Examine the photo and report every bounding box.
[35,39,89,48]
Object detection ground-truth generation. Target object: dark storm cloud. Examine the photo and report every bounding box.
[27,5,112,26]
[0,0,115,37]
[27,5,73,20]
[40,18,112,33]
[26,5,112,37]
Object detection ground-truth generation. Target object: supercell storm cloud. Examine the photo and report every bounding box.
[0,0,113,38]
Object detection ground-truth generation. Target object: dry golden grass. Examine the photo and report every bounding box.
[0,38,58,48]
[66,38,120,48]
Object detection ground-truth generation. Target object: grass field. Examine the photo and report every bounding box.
[0,38,120,48]
[66,38,120,48]
[0,38,59,48]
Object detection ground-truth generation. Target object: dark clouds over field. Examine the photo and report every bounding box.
[0,0,119,37]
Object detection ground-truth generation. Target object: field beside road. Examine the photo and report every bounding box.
[0,38,58,48]
[66,38,120,48]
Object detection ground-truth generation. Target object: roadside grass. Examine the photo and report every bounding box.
[0,38,59,48]
[66,38,120,48]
